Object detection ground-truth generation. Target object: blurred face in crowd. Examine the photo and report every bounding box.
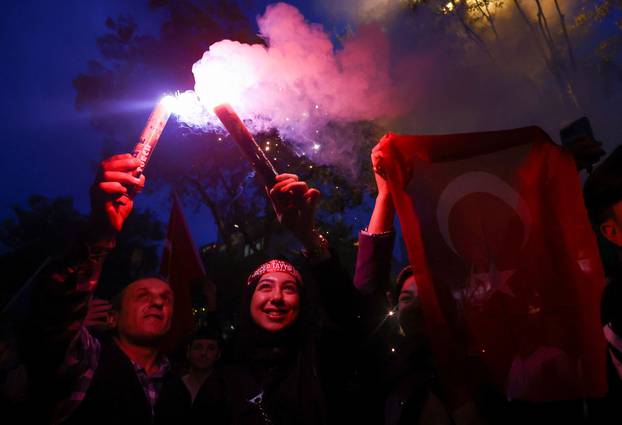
[601,201,622,248]
[188,338,220,371]
[397,276,425,337]
[114,278,173,345]
[251,271,300,333]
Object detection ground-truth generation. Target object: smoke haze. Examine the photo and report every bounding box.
[319,0,622,148]
[176,1,622,171]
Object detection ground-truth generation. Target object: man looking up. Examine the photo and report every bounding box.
[26,154,174,425]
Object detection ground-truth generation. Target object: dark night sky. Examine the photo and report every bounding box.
[0,0,332,248]
[1,1,164,215]
[1,0,620,251]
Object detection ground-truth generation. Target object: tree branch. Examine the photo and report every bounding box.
[454,5,496,62]
[474,0,499,39]
[554,0,576,69]
[188,177,228,243]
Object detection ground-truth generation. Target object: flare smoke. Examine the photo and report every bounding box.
[173,1,622,171]
[174,3,409,158]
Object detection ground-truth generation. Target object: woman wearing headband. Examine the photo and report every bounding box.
[210,174,361,425]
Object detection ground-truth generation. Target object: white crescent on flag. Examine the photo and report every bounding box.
[436,171,532,256]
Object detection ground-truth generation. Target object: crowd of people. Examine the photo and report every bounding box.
[1,132,622,425]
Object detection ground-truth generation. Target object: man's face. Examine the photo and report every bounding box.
[188,338,220,371]
[602,201,622,247]
[250,271,300,333]
[116,278,173,345]
[397,276,425,336]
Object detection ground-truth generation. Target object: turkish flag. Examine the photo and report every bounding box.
[380,126,607,402]
[159,193,206,353]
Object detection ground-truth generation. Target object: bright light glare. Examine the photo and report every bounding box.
[442,1,455,13]
[193,43,260,109]
[160,95,176,111]
[160,91,206,123]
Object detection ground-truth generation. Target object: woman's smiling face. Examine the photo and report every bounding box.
[250,271,300,332]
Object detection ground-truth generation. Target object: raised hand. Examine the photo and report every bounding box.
[372,134,392,198]
[368,135,396,234]
[90,154,145,232]
[269,173,321,249]
[84,298,114,332]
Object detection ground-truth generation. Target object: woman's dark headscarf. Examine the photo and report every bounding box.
[234,259,326,425]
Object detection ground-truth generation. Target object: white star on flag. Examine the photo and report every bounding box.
[465,260,515,302]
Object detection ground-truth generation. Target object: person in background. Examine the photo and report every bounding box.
[353,136,483,425]
[584,145,622,423]
[182,328,222,403]
[158,326,229,425]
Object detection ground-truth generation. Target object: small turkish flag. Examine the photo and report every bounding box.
[159,193,206,353]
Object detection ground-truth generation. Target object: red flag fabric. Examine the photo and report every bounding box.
[159,193,206,353]
[380,126,607,402]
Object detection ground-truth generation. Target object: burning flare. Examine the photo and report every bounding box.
[213,103,278,187]
[131,97,172,177]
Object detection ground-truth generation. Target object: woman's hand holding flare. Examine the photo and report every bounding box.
[269,173,322,251]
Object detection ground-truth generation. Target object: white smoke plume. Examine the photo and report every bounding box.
[172,1,622,171]
[171,2,413,164]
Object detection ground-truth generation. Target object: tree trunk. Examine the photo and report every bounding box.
[554,0,576,69]
[454,5,495,62]
[534,0,558,62]
[216,172,256,250]
[188,177,229,244]
[533,0,580,110]
[513,0,577,109]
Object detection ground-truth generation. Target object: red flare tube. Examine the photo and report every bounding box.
[213,103,278,187]
[131,101,172,178]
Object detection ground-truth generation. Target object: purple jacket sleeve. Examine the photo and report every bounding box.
[353,230,395,295]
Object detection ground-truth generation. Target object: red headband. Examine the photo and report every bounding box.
[247,259,303,286]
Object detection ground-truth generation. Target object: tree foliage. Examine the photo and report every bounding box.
[0,195,164,308]
[573,0,622,61]
[1,195,86,252]
[401,0,622,111]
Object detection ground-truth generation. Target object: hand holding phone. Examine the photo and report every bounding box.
[84,298,114,332]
